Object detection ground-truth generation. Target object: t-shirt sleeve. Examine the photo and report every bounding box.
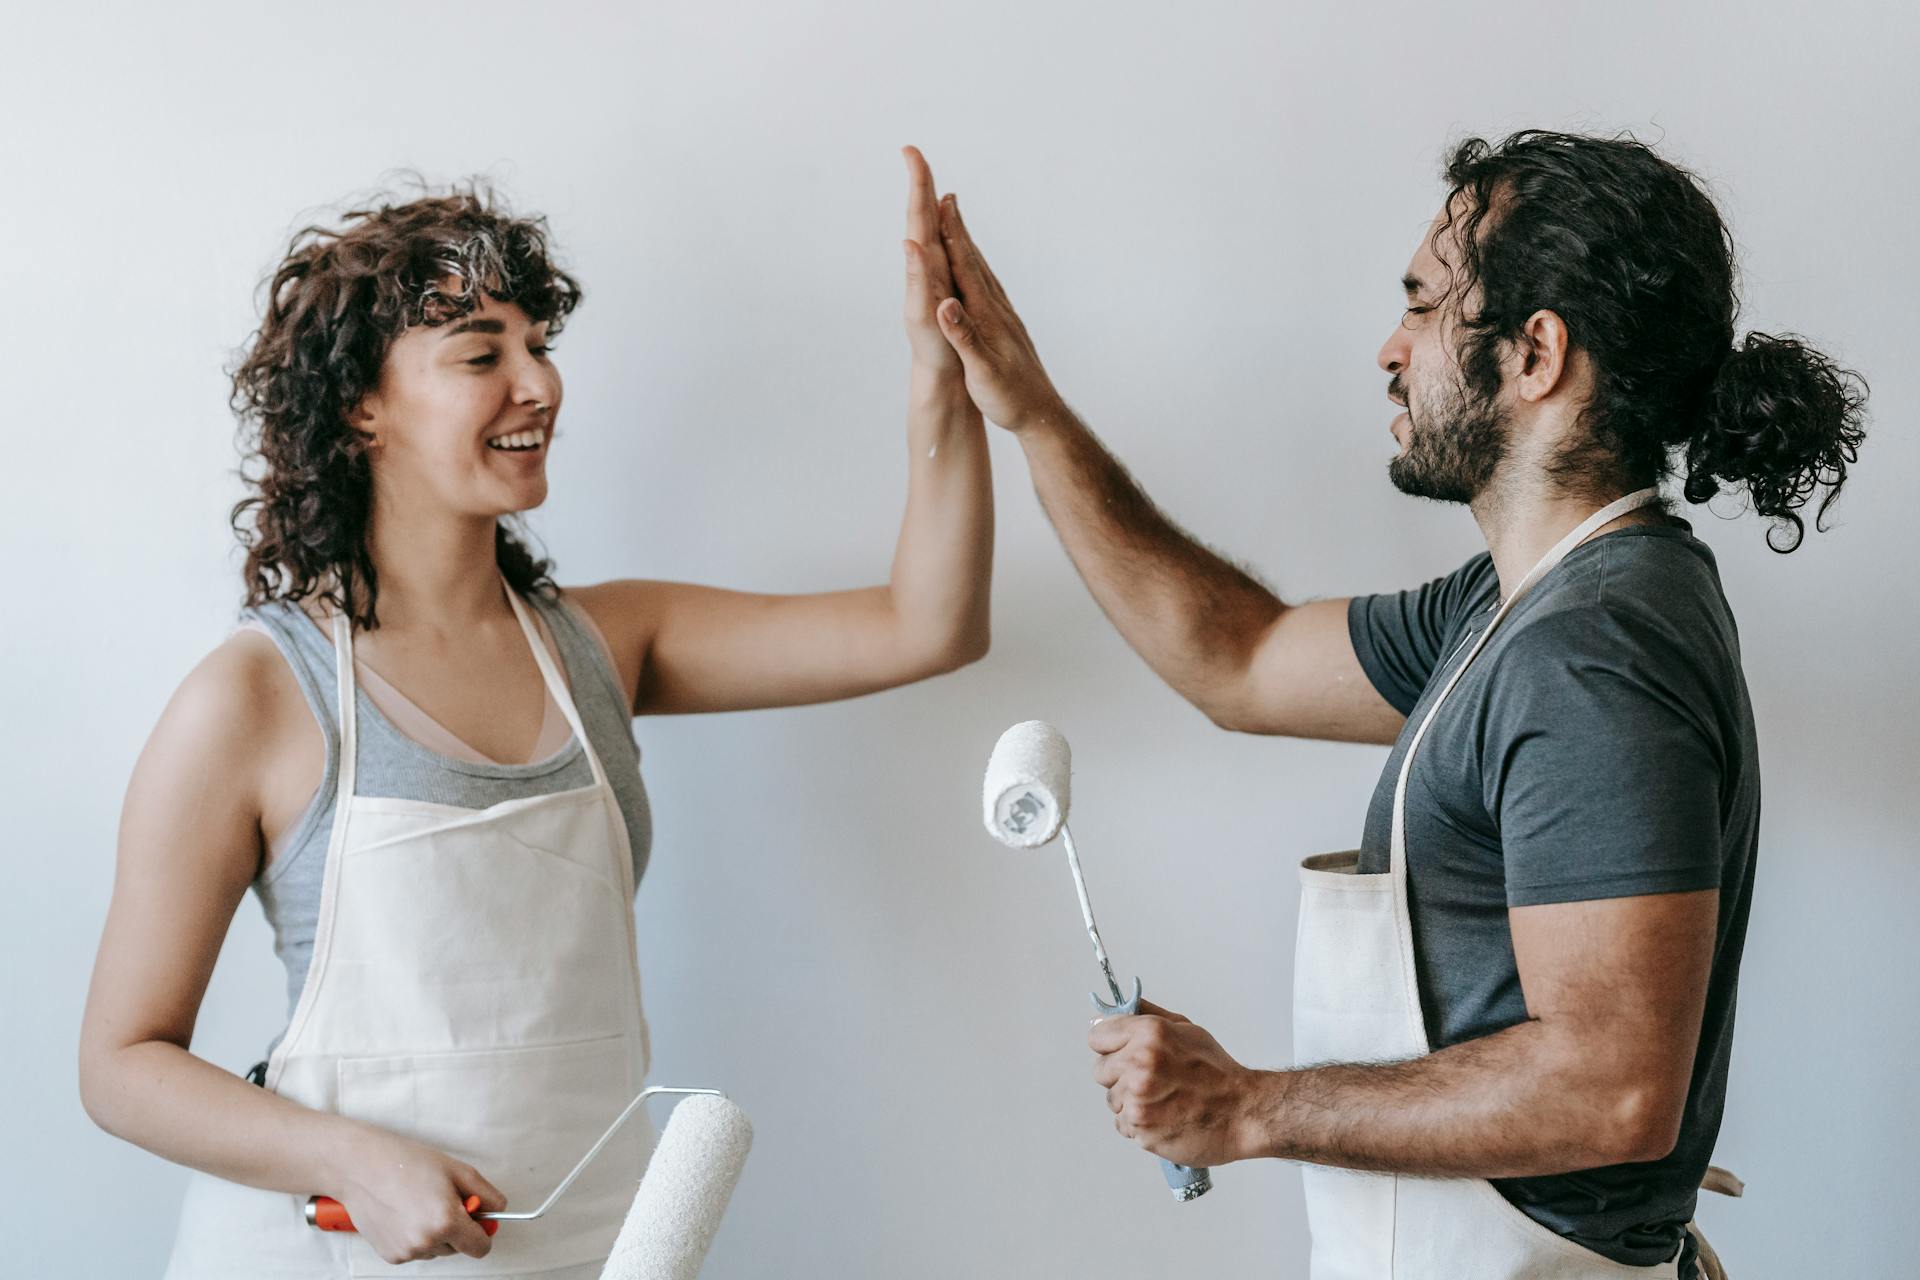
[1483,609,1727,907]
[1347,553,1497,716]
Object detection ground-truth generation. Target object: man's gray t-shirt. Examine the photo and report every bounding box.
[1346,521,1757,1269]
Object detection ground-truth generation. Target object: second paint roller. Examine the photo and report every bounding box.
[982,720,1213,1203]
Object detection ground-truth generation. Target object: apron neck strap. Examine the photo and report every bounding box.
[1496,487,1661,614]
[1389,485,1662,874]
[1381,485,1661,1051]
[500,582,610,791]
[330,612,358,801]
[327,582,613,793]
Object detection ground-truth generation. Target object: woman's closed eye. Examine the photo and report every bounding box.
[465,345,556,367]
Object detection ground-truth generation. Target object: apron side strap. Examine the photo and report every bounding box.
[1699,1165,1745,1198]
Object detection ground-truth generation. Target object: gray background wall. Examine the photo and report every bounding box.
[4,2,1913,1274]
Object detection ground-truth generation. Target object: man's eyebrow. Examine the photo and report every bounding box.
[444,317,506,337]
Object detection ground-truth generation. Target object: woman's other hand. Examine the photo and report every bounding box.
[326,1122,507,1263]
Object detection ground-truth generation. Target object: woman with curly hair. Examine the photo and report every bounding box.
[79,148,990,1275]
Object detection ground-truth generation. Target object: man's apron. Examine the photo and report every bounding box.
[1293,488,1730,1279]
[165,587,651,1278]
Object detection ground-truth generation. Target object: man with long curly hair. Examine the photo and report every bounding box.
[926,131,1864,1278]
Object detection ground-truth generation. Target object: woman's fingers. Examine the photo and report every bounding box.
[457,1165,507,1214]
[902,145,939,245]
[904,239,933,314]
[903,147,956,303]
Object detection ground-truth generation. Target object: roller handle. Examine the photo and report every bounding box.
[1093,982,1214,1203]
[305,1193,500,1235]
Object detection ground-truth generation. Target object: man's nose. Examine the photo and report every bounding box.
[1377,328,1408,376]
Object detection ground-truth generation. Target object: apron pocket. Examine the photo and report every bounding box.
[337,1033,647,1277]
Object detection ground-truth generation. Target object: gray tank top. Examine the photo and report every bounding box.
[244,590,653,1033]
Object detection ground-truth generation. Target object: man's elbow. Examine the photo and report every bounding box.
[1600,1085,1686,1166]
[1201,698,1256,734]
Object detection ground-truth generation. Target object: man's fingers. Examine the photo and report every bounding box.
[939,194,994,304]
[942,194,1014,309]
[1135,999,1191,1024]
[936,297,981,352]
[1088,1014,1145,1053]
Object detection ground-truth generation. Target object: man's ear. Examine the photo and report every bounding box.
[1514,308,1572,404]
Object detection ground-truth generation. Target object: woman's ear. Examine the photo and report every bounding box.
[348,398,380,448]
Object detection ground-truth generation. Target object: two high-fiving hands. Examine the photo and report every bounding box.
[900,145,1066,433]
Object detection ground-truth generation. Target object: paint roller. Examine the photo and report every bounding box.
[982,720,1213,1202]
[309,1087,752,1279]
[599,1093,753,1280]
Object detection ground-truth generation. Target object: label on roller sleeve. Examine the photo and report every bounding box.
[995,786,1059,842]
[983,720,1072,847]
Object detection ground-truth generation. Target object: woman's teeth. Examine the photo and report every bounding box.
[487,430,544,451]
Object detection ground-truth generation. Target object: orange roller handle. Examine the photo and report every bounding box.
[305,1193,499,1236]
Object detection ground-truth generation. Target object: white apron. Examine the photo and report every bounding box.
[166,588,652,1279]
[1293,489,1718,1279]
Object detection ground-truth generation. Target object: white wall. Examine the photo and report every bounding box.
[5,2,1913,1274]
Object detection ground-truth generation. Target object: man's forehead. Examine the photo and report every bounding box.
[1403,206,1459,292]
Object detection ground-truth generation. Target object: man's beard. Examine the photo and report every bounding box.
[1387,372,1511,504]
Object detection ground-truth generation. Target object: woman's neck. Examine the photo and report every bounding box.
[362,504,510,632]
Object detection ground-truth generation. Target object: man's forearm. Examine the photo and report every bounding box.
[1016,404,1285,718]
[1240,1020,1677,1178]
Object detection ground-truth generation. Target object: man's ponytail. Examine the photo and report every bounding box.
[1683,332,1868,553]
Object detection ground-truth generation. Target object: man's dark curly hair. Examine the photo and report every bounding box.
[229,182,582,627]
[1433,131,1867,552]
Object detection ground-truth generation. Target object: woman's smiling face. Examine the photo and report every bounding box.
[352,288,564,519]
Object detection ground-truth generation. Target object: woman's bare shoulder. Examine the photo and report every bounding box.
[132,627,317,827]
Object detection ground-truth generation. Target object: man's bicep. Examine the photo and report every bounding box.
[1508,890,1718,1139]
[1230,598,1406,743]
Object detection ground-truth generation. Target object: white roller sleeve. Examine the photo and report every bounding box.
[598,1094,753,1280]
[982,720,1072,847]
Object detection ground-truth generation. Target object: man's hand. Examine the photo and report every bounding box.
[1089,999,1262,1168]
[933,192,1066,432]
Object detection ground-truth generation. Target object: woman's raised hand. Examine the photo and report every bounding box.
[901,146,962,375]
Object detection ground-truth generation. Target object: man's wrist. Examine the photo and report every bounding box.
[1008,389,1076,442]
[1229,1068,1292,1163]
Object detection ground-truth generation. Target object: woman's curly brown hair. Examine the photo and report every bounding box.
[229,181,582,627]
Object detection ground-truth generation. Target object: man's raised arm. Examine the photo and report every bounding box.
[932,189,1402,744]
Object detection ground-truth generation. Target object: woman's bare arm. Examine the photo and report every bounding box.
[79,634,506,1262]
[571,147,993,717]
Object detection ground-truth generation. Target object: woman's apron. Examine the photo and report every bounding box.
[166,587,651,1279]
[1293,488,1728,1279]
